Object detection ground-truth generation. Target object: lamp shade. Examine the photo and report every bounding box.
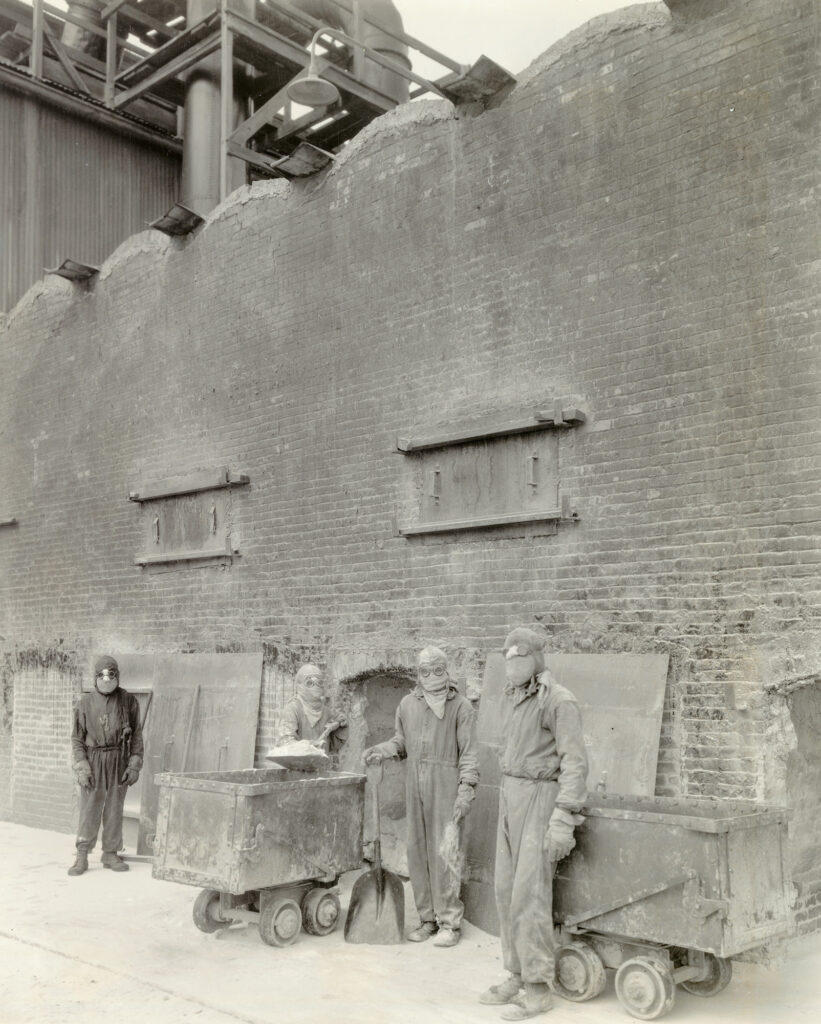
[286,73,340,108]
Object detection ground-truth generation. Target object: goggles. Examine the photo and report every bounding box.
[301,676,323,688]
[96,669,119,680]
[418,664,447,678]
[504,645,533,659]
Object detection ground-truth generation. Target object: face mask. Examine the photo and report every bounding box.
[504,652,537,689]
[95,672,119,695]
[298,679,325,709]
[418,663,448,691]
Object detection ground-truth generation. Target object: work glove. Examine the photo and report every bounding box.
[545,807,584,862]
[121,755,141,787]
[73,761,93,791]
[362,746,385,766]
[452,782,476,824]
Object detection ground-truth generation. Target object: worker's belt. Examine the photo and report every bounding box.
[86,744,121,751]
[501,773,559,783]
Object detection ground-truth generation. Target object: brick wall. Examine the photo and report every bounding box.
[1,0,819,924]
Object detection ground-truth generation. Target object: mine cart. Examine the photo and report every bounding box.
[551,793,794,1019]
[152,768,366,947]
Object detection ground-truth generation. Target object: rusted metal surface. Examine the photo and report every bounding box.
[152,767,365,894]
[545,653,670,796]
[133,653,263,855]
[554,794,794,958]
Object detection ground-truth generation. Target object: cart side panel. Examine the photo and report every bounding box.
[233,775,366,892]
[724,822,794,950]
[152,783,237,892]
[555,815,727,954]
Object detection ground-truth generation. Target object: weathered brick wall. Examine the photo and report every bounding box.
[1,0,819,924]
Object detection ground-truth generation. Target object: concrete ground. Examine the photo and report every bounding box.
[1,822,818,1024]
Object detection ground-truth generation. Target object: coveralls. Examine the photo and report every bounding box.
[495,671,587,984]
[277,697,348,755]
[374,685,479,930]
[71,688,144,854]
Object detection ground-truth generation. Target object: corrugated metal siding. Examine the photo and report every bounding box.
[0,90,180,311]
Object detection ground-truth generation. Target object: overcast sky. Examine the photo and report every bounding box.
[397,1,631,78]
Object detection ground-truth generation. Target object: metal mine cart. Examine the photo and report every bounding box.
[552,793,794,1020]
[152,768,366,946]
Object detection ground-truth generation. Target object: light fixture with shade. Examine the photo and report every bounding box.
[285,29,342,109]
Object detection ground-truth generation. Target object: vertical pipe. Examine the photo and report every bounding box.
[31,0,44,79]
[180,0,251,215]
[219,0,233,203]
[105,13,117,107]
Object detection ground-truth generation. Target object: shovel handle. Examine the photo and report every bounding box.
[368,761,384,877]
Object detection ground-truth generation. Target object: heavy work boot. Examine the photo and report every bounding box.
[479,974,522,1005]
[433,927,460,947]
[406,921,437,942]
[67,850,88,876]
[101,852,129,872]
[500,983,552,1020]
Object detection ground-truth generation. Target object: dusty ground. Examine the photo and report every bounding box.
[0,822,818,1024]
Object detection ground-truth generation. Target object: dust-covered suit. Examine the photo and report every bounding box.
[71,687,143,854]
[371,685,479,930]
[495,670,588,983]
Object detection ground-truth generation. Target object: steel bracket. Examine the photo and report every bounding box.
[682,870,729,919]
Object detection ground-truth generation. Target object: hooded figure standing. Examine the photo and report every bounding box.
[363,646,479,948]
[68,655,144,876]
[480,628,588,1021]
[277,664,347,755]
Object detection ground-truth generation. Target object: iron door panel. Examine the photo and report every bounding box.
[137,653,263,855]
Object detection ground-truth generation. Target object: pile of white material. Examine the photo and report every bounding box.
[264,739,329,769]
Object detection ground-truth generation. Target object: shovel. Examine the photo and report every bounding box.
[344,761,405,944]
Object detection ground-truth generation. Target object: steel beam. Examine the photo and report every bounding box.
[112,33,220,110]
[43,23,92,95]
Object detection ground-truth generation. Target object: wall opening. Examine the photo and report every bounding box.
[338,670,414,875]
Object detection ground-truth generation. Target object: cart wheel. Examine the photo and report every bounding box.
[681,954,732,997]
[258,896,302,947]
[192,888,229,934]
[554,941,607,1002]
[615,957,676,1020]
[302,888,341,936]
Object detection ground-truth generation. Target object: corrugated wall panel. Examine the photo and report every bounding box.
[0,90,180,311]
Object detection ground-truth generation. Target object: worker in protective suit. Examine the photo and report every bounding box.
[68,655,144,876]
[480,627,588,1020]
[277,663,347,755]
[363,646,479,948]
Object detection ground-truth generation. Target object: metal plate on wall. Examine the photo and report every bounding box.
[136,653,263,855]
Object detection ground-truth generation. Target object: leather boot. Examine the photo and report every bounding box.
[101,852,129,872]
[500,983,552,1020]
[479,975,522,1005]
[406,921,437,942]
[67,850,88,876]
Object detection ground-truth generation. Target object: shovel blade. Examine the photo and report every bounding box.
[344,868,405,945]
